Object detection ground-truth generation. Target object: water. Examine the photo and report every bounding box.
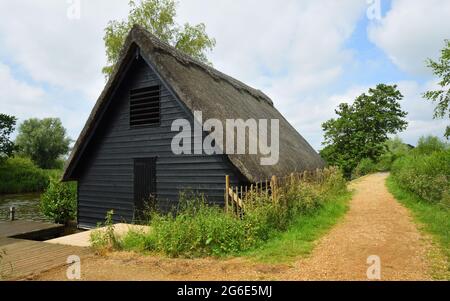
[0,193,51,222]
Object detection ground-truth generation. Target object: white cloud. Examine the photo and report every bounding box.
[368,0,450,75]
[396,80,448,144]
[0,62,46,117]
[0,0,129,100]
[178,0,366,91]
[0,61,90,140]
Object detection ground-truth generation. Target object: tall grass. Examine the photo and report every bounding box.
[116,167,348,258]
[391,149,449,207]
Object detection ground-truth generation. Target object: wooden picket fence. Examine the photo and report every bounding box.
[224,168,334,216]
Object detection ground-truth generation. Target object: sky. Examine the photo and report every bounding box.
[0,0,449,150]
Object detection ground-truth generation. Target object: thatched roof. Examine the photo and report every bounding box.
[63,25,324,183]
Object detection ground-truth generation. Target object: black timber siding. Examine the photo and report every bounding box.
[74,57,245,228]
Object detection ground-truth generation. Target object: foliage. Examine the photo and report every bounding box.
[40,177,77,224]
[0,157,49,194]
[387,177,450,279]
[103,0,216,77]
[119,167,348,258]
[15,118,71,169]
[424,39,450,138]
[391,139,449,206]
[0,113,16,164]
[90,210,120,255]
[352,158,377,179]
[375,137,411,172]
[414,135,448,155]
[321,84,408,177]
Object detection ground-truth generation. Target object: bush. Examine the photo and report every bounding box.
[0,157,49,194]
[352,158,377,178]
[391,148,450,206]
[40,177,77,224]
[376,138,410,171]
[414,136,448,155]
[119,167,348,258]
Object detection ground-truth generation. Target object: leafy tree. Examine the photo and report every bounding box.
[0,114,16,163]
[424,40,450,138]
[15,118,71,169]
[321,84,408,176]
[103,0,216,77]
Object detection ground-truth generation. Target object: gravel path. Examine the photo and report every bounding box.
[34,173,440,281]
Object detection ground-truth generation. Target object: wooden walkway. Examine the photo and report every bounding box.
[0,221,92,280]
[0,220,64,239]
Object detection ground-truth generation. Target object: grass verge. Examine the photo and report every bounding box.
[93,168,351,260]
[386,176,450,279]
[243,190,352,264]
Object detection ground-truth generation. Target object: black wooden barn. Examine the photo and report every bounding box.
[62,25,324,229]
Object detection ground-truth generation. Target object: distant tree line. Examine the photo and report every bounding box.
[0,115,71,170]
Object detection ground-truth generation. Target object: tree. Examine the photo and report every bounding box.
[321,84,408,176]
[103,0,216,77]
[424,40,450,138]
[15,118,71,169]
[0,113,16,163]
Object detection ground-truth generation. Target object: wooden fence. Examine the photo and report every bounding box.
[224,168,332,216]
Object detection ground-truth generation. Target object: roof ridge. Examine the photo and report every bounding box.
[132,25,274,106]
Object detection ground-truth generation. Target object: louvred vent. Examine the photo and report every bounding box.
[130,85,160,127]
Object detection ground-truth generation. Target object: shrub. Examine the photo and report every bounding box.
[375,153,394,172]
[119,167,348,258]
[90,210,120,255]
[391,148,450,205]
[40,177,77,224]
[0,157,49,194]
[414,136,448,155]
[352,158,377,178]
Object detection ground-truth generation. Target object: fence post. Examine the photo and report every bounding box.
[225,175,230,213]
[9,206,16,221]
[271,175,278,204]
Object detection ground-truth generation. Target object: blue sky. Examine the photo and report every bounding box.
[0,0,449,150]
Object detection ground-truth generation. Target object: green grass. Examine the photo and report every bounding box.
[243,191,352,264]
[114,168,350,259]
[386,176,450,278]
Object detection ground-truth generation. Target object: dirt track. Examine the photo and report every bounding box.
[33,173,443,281]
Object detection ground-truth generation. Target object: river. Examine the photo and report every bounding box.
[0,193,51,222]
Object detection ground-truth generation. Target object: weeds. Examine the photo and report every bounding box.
[119,167,348,258]
[391,149,450,206]
[90,210,120,255]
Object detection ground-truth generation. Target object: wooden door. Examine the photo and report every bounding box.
[133,158,157,221]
